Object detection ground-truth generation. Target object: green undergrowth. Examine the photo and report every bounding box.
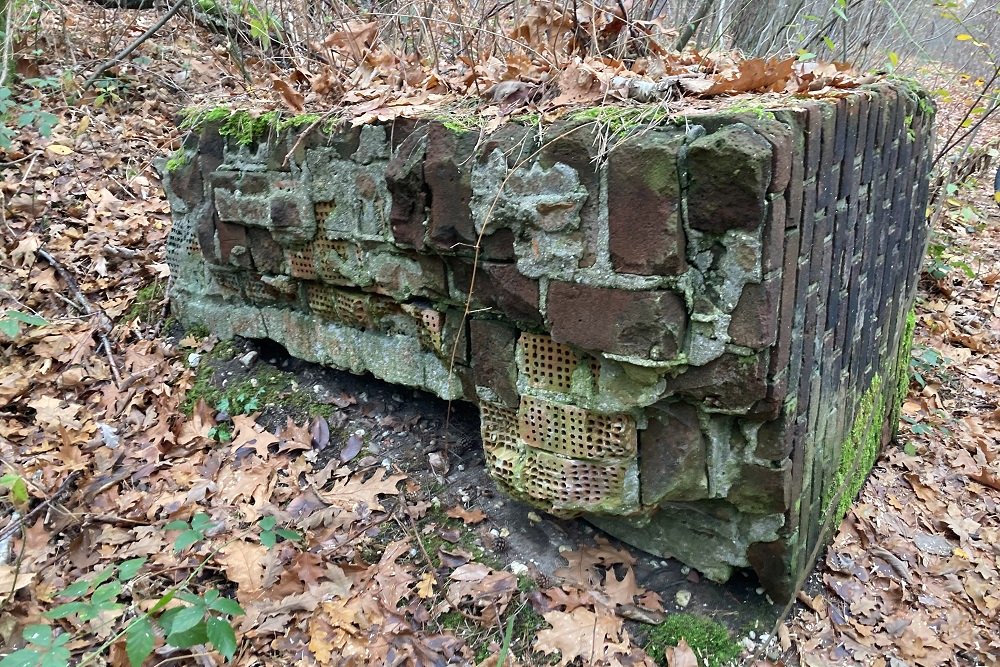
[126,281,166,325]
[180,338,334,427]
[644,613,742,667]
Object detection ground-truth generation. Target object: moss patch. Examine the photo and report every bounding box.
[179,107,322,146]
[126,281,166,325]
[897,309,916,405]
[644,614,742,667]
[570,104,670,135]
[825,375,886,525]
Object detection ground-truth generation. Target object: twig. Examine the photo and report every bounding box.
[82,0,188,91]
[0,471,82,546]
[36,248,123,386]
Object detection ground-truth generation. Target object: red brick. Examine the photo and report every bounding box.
[546,282,686,360]
[608,132,687,276]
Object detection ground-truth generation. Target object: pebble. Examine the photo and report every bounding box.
[527,511,542,523]
[756,587,765,595]
[680,566,690,575]
[238,350,257,367]
[187,352,201,367]
[509,561,528,575]
[675,590,691,608]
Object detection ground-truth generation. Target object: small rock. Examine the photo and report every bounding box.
[675,590,691,608]
[680,565,690,575]
[428,451,450,476]
[756,587,765,595]
[527,512,542,524]
[187,352,201,367]
[238,350,258,367]
[509,561,528,575]
[741,637,756,652]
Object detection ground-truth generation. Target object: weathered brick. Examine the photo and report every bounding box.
[547,282,686,360]
[668,353,768,410]
[470,319,520,407]
[687,124,773,233]
[729,276,780,350]
[640,402,708,504]
[385,127,428,250]
[539,121,601,267]
[753,119,794,194]
[608,132,687,276]
[728,462,789,514]
[424,123,478,253]
[762,195,786,274]
[247,228,284,274]
[215,221,246,264]
[450,260,541,327]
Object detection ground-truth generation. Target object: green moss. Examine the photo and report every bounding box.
[825,375,886,525]
[181,347,334,419]
[126,281,166,325]
[185,323,211,339]
[179,107,323,146]
[644,614,742,667]
[165,149,192,173]
[718,101,777,121]
[897,309,916,404]
[570,104,669,135]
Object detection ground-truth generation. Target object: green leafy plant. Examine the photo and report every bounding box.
[0,472,29,505]
[165,512,219,552]
[0,310,48,338]
[258,515,302,548]
[153,589,243,661]
[0,84,59,149]
[0,556,244,667]
[0,624,71,667]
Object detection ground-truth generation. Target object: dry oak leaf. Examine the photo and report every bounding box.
[534,607,625,666]
[28,395,84,431]
[663,638,699,667]
[316,468,406,512]
[445,506,487,525]
[219,539,268,603]
[230,414,279,458]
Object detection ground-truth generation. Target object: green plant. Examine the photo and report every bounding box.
[0,85,58,149]
[165,512,219,552]
[0,472,28,506]
[644,614,741,667]
[926,241,975,281]
[258,515,302,548]
[0,557,244,666]
[0,310,47,338]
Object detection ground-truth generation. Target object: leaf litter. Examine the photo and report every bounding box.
[0,0,997,665]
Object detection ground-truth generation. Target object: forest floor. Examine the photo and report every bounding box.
[0,2,998,666]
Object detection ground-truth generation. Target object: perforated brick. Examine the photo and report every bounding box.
[518,333,599,394]
[522,449,628,509]
[314,201,336,226]
[306,284,375,329]
[518,396,635,460]
[288,246,316,279]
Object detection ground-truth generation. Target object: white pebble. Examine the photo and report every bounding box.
[509,561,528,575]
[675,590,691,608]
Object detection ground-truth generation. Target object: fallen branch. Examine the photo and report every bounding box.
[82,0,188,91]
[36,248,123,386]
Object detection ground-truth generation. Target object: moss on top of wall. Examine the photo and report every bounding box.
[179,107,323,145]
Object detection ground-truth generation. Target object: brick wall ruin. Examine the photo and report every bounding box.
[163,79,934,600]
